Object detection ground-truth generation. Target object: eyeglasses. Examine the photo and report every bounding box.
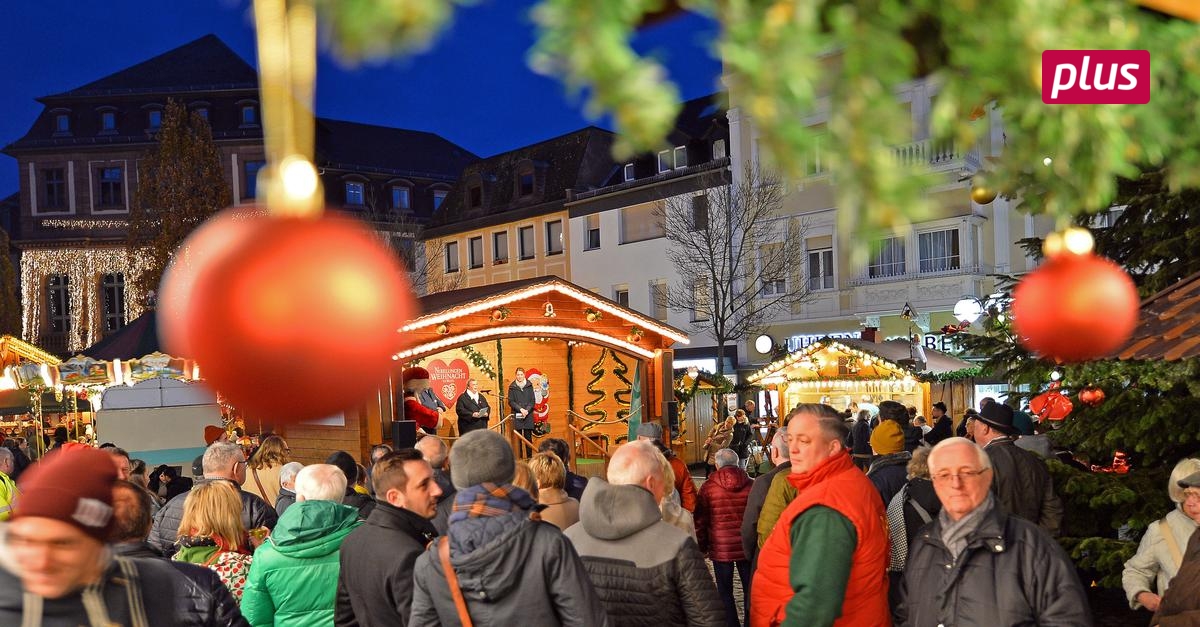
[931,468,989,484]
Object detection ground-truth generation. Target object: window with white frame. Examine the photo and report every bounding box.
[712,139,727,160]
[493,231,509,264]
[391,185,411,211]
[345,181,365,206]
[692,280,711,321]
[808,248,835,290]
[102,273,126,334]
[918,229,960,273]
[623,163,635,182]
[468,236,484,269]
[518,226,535,260]
[868,236,906,278]
[585,214,601,250]
[673,146,688,169]
[46,274,70,334]
[445,242,460,273]
[546,220,563,255]
[97,167,123,207]
[657,150,672,173]
[651,282,669,321]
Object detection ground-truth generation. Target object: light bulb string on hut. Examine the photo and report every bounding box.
[252,0,323,218]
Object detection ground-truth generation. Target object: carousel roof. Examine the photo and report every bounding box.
[747,337,976,384]
[81,312,162,361]
[0,335,61,366]
[1116,271,1200,361]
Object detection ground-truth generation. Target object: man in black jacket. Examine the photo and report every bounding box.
[336,449,442,627]
[970,402,1064,536]
[895,438,1090,626]
[149,441,278,555]
[924,402,953,446]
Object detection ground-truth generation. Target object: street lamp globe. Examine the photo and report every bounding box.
[954,297,985,324]
[754,334,775,354]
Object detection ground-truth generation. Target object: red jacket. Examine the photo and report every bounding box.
[696,465,752,562]
[404,396,440,430]
[751,450,890,627]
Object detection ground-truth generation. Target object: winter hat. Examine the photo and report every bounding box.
[636,422,664,441]
[450,429,515,489]
[204,425,226,446]
[869,419,905,455]
[402,367,431,391]
[15,446,117,542]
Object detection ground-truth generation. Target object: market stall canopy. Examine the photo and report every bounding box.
[747,338,977,384]
[0,389,92,415]
[396,276,689,362]
[81,312,162,361]
[1115,271,1200,361]
[0,335,61,367]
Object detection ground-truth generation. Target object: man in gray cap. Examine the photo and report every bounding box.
[637,421,697,512]
[409,429,606,626]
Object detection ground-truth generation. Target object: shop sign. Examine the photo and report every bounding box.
[784,332,860,353]
[885,333,964,354]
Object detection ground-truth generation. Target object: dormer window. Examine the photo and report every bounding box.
[100,111,116,133]
[673,146,688,169]
[518,170,534,197]
[345,181,365,207]
[391,185,411,211]
[240,104,258,126]
[147,109,162,130]
[195,107,209,121]
[623,163,635,182]
[433,189,448,210]
[468,185,482,208]
[712,139,727,160]
[54,114,70,134]
[657,147,688,172]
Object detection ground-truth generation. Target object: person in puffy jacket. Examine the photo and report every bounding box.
[411,429,605,626]
[564,440,723,627]
[1123,458,1200,612]
[696,448,752,627]
[150,442,278,557]
[242,464,362,626]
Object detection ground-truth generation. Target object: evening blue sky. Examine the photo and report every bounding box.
[0,0,723,194]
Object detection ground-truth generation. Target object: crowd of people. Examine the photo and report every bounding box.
[3,396,1200,626]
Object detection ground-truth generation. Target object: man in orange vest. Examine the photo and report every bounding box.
[751,403,890,627]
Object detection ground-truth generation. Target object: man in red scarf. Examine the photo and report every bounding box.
[751,403,890,627]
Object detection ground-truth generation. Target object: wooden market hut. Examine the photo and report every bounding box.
[280,277,688,473]
[746,337,979,422]
[1116,271,1200,361]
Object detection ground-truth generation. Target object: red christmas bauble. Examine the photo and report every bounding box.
[1078,386,1106,407]
[1012,252,1139,362]
[158,209,266,357]
[164,210,417,422]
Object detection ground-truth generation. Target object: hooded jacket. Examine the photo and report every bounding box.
[696,465,752,562]
[241,499,362,627]
[410,499,606,626]
[564,479,724,627]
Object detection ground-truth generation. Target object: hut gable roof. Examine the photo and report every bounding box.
[1117,271,1200,361]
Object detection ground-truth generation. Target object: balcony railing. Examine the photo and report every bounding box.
[891,139,979,172]
[848,262,991,286]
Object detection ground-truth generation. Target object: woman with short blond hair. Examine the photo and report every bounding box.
[529,452,579,530]
[173,481,257,602]
[243,435,290,506]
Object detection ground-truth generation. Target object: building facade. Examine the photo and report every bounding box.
[2,35,475,354]
[567,94,731,373]
[726,68,1057,374]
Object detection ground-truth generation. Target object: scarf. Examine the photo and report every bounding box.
[448,482,537,525]
[938,492,995,561]
[467,390,480,403]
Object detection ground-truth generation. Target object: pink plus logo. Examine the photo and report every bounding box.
[1042,50,1150,104]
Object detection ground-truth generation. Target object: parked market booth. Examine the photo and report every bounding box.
[746,337,978,425]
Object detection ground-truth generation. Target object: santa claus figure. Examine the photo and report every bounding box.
[402,366,441,435]
[526,368,551,436]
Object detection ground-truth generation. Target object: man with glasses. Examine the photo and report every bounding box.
[894,437,1091,626]
[149,441,278,556]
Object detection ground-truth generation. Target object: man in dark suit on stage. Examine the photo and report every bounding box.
[455,378,491,436]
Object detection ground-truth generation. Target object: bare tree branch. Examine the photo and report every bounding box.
[654,165,811,374]
[361,188,463,295]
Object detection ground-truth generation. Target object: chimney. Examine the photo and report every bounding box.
[860,327,880,343]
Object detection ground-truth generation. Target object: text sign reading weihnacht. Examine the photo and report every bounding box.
[428,359,470,407]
